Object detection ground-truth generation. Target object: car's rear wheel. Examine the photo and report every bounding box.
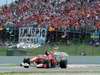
[59,60,67,68]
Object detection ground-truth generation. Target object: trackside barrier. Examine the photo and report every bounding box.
[0,56,100,65]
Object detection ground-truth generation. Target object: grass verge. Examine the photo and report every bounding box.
[0,43,100,56]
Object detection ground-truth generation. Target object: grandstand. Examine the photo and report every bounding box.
[0,0,100,55]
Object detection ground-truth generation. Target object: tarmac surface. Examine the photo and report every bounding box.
[0,64,100,75]
[0,56,100,75]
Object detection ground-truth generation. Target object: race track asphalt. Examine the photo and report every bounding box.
[0,64,100,75]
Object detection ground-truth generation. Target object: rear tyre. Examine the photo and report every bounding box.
[60,60,67,68]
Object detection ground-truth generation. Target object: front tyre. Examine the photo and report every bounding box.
[20,62,30,68]
[23,58,30,65]
[20,58,30,68]
[24,65,29,68]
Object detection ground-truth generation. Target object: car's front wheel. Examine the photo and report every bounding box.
[20,58,30,68]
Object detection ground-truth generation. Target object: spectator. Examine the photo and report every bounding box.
[0,0,99,34]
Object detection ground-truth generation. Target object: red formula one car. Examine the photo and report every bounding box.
[20,48,68,69]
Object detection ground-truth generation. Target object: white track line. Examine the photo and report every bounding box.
[68,64,100,68]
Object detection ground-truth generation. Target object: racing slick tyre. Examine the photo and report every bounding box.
[20,62,30,68]
[24,65,29,68]
[59,60,67,68]
[23,58,30,65]
[24,66,29,68]
[20,58,30,68]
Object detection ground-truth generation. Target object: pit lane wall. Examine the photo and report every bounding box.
[0,56,100,65]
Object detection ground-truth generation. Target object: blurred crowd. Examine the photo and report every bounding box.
[0,0,100,32]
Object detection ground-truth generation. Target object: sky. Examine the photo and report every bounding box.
[0,0,16,6]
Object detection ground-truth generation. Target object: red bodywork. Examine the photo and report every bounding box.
[30,52,57,68]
